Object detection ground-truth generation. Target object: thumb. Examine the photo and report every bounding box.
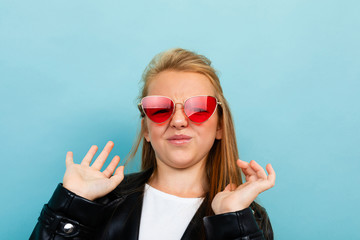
[65,151,74,168]
[109,166,125,187]
[223,183,237,192]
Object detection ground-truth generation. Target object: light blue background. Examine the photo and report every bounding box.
[1,0,359,239]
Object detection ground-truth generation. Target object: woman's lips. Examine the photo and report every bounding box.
[167,135,192,145]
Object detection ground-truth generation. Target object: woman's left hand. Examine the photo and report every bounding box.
[211,159,276,215]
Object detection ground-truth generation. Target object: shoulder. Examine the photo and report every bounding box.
[250,202,273,240]
[113,168,153,196]
[94,168,153,204]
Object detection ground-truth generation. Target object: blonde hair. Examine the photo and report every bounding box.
[127,48,242,213]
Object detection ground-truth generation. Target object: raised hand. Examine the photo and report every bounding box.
[211,159,275,215]
[62,141,124,201]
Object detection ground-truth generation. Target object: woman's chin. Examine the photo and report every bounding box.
[159,157,205,171]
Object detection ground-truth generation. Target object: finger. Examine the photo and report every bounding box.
[65,151,74,168]
[237,159,256,176]
[102,155,121,178]
[114,165,124,176]
[81,145,98,166]
[266,164,276,187]
[249,160,267,179]
[108,166,125,188]
[92,141,114,170]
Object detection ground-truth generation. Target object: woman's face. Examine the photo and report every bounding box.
[143,70,222,170]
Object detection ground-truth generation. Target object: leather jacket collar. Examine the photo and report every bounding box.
[99,168,207,240]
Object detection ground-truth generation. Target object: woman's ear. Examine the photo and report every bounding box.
[215,119,223,140]
[215,126,222,140]
[142,118,150,142]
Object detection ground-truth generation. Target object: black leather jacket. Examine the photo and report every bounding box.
[30,169,273,240]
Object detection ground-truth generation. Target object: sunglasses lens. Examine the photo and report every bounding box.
[142,96,174,123]
[185,96,217,123]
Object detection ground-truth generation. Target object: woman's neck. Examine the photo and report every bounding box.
[148,160,208,198]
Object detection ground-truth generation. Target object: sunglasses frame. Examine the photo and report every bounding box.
[138,95,222,124]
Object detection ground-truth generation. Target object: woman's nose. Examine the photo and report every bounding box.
[170,103,188,129]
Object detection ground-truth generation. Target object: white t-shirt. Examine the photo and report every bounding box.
[138,184,204,240]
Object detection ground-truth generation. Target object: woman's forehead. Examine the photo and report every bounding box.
[147,71,216,100]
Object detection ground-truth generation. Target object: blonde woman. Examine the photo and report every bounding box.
[31,48,275,240]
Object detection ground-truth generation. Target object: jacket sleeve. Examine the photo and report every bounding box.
[30,184,106,240]
[203,207,265,240]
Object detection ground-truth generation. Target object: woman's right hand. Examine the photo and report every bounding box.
[63,141,124,201]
